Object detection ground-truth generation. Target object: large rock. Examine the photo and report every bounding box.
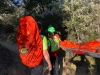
[0,44,30,75]
[0,41,18,54]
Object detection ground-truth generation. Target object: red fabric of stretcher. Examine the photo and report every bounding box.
[59,40,100,54]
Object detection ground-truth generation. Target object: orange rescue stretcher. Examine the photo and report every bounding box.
[59,40,100,58]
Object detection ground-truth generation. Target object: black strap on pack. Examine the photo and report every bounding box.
[48,39,52,52]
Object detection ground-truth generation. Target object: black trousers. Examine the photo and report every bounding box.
[30,64,43,75]
[50,56,59,75]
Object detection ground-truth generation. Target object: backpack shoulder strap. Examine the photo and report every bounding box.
[41,35,44,40]
[48,38,52,52]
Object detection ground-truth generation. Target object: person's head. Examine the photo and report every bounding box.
[37,22,42,33]
[47,25,55,36]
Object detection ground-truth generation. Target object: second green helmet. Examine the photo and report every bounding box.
[47,26,55,33]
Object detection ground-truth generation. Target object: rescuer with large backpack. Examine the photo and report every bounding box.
[47,25,61,75]
[16,16,43,75]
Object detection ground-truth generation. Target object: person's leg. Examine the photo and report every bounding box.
[50,56,56,75]
[80,55,85,62]
[31,64,43,75]
[55,56,59,75]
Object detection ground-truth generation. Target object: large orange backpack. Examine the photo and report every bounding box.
[16,16,43,67]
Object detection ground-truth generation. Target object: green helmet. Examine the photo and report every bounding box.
[47,26,55,33]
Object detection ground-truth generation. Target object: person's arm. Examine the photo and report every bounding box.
[43,50,52,71]
[42,36,52,71]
